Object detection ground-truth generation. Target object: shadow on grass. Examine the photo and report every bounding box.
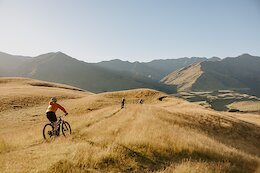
[117,143,257,173]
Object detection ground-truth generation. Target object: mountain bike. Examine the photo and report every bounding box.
[43,114,71,140]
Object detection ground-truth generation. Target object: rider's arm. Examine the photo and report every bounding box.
[57,104,67,114]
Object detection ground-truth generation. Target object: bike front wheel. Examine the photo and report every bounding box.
[62,121,71,137]
[43,123,55,140]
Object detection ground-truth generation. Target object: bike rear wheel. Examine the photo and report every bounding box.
[62,121,71,137]
[43,123,55,140]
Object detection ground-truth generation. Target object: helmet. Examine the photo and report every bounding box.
[50,97,57,102]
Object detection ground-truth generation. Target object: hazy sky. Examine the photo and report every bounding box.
[0,0,260,62]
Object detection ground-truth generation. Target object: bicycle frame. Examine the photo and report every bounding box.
[52,116,64,136]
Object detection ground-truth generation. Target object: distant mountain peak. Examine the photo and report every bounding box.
[110,59,123,62]
[239,53,253,57]
[55,51,68,56]
[37,51,68,57]
[208,57,221,61]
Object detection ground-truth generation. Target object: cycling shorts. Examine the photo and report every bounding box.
[46,111,57,123]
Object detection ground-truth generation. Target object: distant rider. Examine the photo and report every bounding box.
[46,97,68,133]
[121,97,125,109]
[139,98,143,104]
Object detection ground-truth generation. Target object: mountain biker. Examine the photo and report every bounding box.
[46,97,68,133]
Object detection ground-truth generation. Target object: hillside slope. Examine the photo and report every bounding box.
[146,57,209,79]
[161,63,203,91]
[0,77,91,112]
[0,52,31,74]
[0,78,259,173]
[162,54,260,96]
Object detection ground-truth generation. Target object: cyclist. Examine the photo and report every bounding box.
[46,97,68,133]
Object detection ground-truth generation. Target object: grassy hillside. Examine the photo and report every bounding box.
[0,77,259,173]
[161,63,203,91]
[0,77,90,112]
[227,101,260,114]
[146,57,210,79]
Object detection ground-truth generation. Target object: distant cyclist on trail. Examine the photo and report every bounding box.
[46,97,68,133]
[121,97,125,109]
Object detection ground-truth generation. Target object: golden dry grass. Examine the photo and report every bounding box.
[0,77,260,173]
[162,63,203,91]
[156,159,232,173]
[228,101,260,114]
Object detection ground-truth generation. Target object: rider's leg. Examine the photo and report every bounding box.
[52,113,58,135]
[47,111,58,130]
[53,121,59,135]
[53,121,58,130]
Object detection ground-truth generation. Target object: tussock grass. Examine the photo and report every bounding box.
[228,101,260,113]
[157,159,231,173]
[45,104,259,173]
[0,79,260,173]
[0,138,13,154]
[46,134,257,173]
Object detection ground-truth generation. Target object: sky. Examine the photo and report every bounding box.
[0,0,260,62]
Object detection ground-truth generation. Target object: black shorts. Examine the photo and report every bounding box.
[46,112,57,123]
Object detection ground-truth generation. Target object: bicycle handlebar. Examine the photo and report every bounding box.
[58,113,68,119]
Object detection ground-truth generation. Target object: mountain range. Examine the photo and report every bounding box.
[1,51,259,96]
[0,52,177,93]
[96,56,219,81]
[0,51,215,93]
[162,54,260,96]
